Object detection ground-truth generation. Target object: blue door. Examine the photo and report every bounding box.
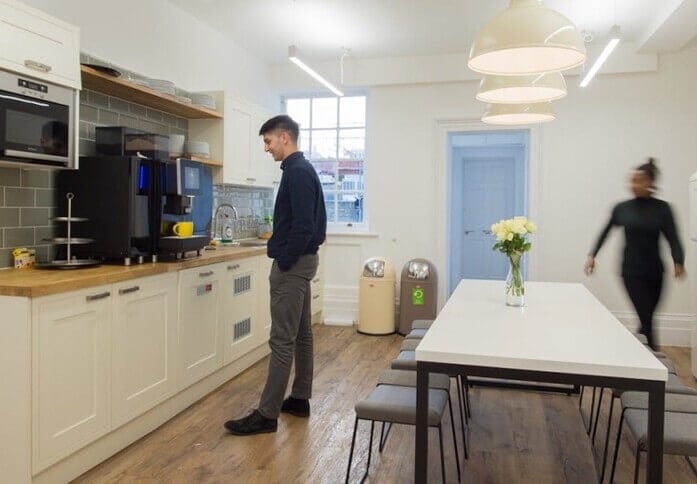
[448,132,528,296]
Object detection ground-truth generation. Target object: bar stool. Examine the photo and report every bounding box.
[377,369,468,461]
[411,319,434,330]
[345,385,455,483]
[405,328,428,339]
[609,392,697,483]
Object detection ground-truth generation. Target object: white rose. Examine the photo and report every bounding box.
[525,221,537,233]
[506,232,514,241]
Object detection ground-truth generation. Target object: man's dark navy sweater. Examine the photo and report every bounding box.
[267,151,327,271]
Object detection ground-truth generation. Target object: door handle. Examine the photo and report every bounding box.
[312,294,320,300]
[482,229,492,235]
[227,264,240,271]
[464,230,474,235]
[118,285,140,295]
[86,291,110,301]
[24,59,52,73]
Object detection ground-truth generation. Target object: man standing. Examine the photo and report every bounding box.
[225,115,326,435]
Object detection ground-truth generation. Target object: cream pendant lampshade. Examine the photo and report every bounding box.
[482,102,555,125]
[469,0,586,75]
[476,72,567,104]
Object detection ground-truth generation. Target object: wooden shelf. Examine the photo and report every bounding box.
[186,155,223,168]
[80,65,223,120]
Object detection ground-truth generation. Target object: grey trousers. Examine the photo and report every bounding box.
[258,253,318,419]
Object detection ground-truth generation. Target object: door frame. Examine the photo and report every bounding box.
[434,119,543,309]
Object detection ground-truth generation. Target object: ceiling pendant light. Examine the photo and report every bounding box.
[476,72,567,104]
[469,0,586,75]
[288,45,344,97]
[482,102,555,125]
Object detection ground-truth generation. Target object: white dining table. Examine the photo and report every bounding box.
[414,279,667,483]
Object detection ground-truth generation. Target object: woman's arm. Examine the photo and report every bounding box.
[661,202,686,278]
[585,206,618,275]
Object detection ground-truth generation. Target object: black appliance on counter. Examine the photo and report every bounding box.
[55,156,210,265]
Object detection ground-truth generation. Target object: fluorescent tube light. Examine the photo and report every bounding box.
[580,25,621,88]
[288,45,344,97]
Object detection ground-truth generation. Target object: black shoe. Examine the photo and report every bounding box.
[281,397,310,417]
[224,410,277,435]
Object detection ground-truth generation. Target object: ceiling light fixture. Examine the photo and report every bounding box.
[468,0,586,75]
[288,45,344,97]
[579,25,621,88]
[476,72,567,104]
[481,102,555,125]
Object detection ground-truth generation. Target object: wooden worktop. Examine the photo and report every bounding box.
[0,246,267,298]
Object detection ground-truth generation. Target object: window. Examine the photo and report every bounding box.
[284,95,366,229]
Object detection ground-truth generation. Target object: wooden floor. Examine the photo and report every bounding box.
[74,326,697,484]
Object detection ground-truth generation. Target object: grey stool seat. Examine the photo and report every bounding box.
[634,333,649,345]
[405,328,428,339]
[391,350,417,370]
[346,384,460,483]
[621,391,697,413]
[610,407,697,482]
[355,385,448,426]
[377,369,450,391]
[411,319,434,330]
[400,339,420,351]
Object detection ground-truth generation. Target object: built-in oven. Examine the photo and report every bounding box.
[0,69,76,168]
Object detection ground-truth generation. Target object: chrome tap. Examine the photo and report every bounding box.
[212,203,238,240]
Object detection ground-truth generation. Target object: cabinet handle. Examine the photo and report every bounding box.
[199,270,214,277]
[24,59,52,73]
[246,177,256,182]
[118,285,140,295]
[312,294,320,300]
[227,264,240,271]
[86,291,110,301]
[312,278,320,283]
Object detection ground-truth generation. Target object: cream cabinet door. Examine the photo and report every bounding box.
[219,258,260,364]
[258,256,273,342]
[223,96,254,185]
[111,273,178,427]
[0,0,80,89]
[32,285,111,471]
[179,266,223,389]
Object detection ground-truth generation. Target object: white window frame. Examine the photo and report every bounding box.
[282,92,369,234]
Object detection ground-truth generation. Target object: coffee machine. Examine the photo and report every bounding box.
[55,156,209,264]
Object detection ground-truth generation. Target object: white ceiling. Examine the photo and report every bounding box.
[168,0,697,64]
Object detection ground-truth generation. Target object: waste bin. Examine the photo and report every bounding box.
[398,258,438,335]
[358,257,396,335]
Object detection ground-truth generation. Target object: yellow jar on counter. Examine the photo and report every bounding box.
[12,247,36,269]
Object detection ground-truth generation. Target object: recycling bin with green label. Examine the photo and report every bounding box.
[398,258,438,335]
[358,257,396,335]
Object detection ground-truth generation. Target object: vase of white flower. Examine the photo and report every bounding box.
[490,216,537,307]
[505,251,525,306]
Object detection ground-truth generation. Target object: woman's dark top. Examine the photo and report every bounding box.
[590,197,684,277]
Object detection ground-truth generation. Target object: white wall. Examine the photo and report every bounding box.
[307,47,697,345]
[21,0,276,109]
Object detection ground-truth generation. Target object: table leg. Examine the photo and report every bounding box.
[646,380,665,483]
[416,362,429,483]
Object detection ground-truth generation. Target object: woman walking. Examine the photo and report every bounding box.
[585,158,685,349]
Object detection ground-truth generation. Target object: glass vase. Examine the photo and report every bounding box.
[505,252,525,306]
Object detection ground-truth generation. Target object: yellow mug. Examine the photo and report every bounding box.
[173,221,194,237]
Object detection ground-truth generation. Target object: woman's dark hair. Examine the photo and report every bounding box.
[637,157,660,184]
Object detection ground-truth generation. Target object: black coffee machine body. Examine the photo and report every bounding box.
[55,156,164,264]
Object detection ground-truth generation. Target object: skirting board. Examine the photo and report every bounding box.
[322,285,695,347]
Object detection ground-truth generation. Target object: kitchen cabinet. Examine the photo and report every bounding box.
[111,273,178,427]
[258,256,273,339]
[31,285,111,471]
[219,258,261,364]
[0,0,80,89]
[178,265,223,389]
[311,247,325,323]
[189,93,276,186]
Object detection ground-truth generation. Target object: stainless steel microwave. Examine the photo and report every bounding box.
[0,69,77,168]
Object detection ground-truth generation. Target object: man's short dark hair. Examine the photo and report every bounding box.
[259,115,299,143]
